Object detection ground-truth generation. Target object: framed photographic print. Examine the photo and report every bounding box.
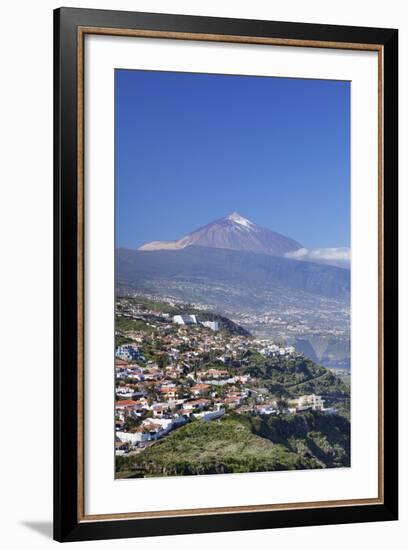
[54,7,398,542]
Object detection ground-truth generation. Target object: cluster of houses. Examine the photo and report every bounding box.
[114,300,335,456]
[116,399,226,449]
[259,343,296,357]
[114,355,247,449]
[115,352,334,455]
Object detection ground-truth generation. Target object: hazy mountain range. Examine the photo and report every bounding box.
[117,245,350,301]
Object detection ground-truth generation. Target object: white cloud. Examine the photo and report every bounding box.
[285,247,350,268]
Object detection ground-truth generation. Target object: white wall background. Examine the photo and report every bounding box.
[0,0,405,548]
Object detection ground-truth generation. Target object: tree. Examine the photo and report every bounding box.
[276,397,289,413]
[156,354,168,369]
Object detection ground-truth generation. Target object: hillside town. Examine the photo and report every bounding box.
[115,296,338,458]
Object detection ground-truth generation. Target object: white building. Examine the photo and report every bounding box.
[296,394,325,411]
[172,314,198,325]
[257,405,276,415]
[193,408,225,422]
[172,315,219,332]
[115,344,142,361]
[260,344,280,357]
[116,416,187,444]
[116,430,149,444]
[116,386,136,399]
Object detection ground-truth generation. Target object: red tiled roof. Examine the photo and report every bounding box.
[186,399,210,406]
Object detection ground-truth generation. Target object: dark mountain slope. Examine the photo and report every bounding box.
[116,245,350,301]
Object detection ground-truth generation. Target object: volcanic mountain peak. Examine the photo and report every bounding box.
[138,212,302,256]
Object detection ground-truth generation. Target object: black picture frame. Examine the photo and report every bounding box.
[54,7,398,542]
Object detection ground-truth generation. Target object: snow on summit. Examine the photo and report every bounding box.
[227,212,255,229]
[138,212,302,256]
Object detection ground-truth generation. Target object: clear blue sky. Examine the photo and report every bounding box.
[115,69,350,249]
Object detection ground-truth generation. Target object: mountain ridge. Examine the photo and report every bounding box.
[117,245,350,301]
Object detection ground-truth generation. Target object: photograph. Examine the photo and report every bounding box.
[114,68,351,479]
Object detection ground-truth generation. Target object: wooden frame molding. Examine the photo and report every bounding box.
[54,8,398,542]
[76,27,385,523]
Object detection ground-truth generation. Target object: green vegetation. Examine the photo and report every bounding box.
[115,335,134,347]
[244,353,349,401]
[116,316,156,333]
[236,411,350,468]
[116,412,350,478]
